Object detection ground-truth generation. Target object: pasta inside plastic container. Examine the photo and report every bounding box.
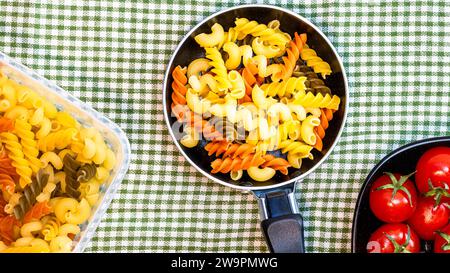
[0,52,131,252]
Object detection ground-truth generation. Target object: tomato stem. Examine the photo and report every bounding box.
[436,231,450,251]
[383,226,412,253]
[424,179,450,207]
[379,172,415,207]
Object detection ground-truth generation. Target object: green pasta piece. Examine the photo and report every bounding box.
[293,63,331,95]
[50,183,68,198]
[63,154,81,199]
[76,163,97,182]
[14,169,49,219]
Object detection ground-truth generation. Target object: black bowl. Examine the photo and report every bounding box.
[352,136,450,253]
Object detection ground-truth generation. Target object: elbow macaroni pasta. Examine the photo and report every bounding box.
[194,23,225,48]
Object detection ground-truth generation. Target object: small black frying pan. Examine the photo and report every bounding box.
[163,4,349,253]
[352,136,450,253]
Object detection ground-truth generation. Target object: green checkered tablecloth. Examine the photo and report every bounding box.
[1,0,449,252]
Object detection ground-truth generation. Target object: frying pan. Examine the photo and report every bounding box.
[163,4,349,253]
[352,136,450,253]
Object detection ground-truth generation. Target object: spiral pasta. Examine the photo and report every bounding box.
[23,201,52,224]
[204,141,229,157]
[14,119,42,173]
[171,17,340,182]
[0,148,17,178]
[183,111,223,141]
[300,45,332,78]
[280,32,306,81]
[293,91,340,110]
[0,215,20,245]
[0,173,15,195]
[13,170,49,220]
[76,163,96,182]
[62,154,81,199]
[205,141,256,159]
[261,76,307,98]
[293,65,331,95]
[261,154,290,175]
[234,18,290,47]
[205,47,231,92]
[313,108,334,152]
[171,66,188,121]
[0,132,32,188]
[239,63,258,103]
[211,152,265,174]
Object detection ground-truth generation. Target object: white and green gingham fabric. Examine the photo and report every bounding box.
[1,0,449,252]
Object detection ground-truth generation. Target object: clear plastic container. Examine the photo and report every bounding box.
[0,52,131,252]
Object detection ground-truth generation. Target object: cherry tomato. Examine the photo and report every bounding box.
[416,146,450,202]
[434,224,450,253]
[369,172,417,223]
[367,223,420,253]
[407,197,449,240]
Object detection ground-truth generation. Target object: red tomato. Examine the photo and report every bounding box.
[367,223,420,253]
[416,146,450,202]
[369,172,417,223]
[407,197,449,240]
[434,224,450,253]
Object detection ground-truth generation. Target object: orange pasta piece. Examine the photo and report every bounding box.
[23,201,52,224]
[0,215,20,245]
[183,112,223,141]
[0,146,17,179]
[222,143,255,159]
[169,66,223,141]
[211,153,265,173]
[204,141,230,157]
[313,108,334,152]
[0,195,7,218]
[170,65,188,121]
[0,173,15,195]
[0,117,14,133]
[205,141,256,159]
[261,154,290,175]
[239,63,258,103]
[281,32,307,81]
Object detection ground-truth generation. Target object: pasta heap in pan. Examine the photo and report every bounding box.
[0,73,116,252]
[171,18,340,182]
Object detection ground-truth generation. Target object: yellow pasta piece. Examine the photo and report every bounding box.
[205,47,231,92]
[14,119,43,173]
[55,111,78,128]
[187,58,211,78]
[247,166,276,181]
[194,23,224,48]
[0,132,32,188]
[223,42,241,70]
[300,115,320,145]
[49,236,72,253]
[261,77,307,98]
[300,46,332,78]
[293,91,340,110]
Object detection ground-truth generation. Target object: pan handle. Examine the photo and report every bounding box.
[253,182,304,253]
